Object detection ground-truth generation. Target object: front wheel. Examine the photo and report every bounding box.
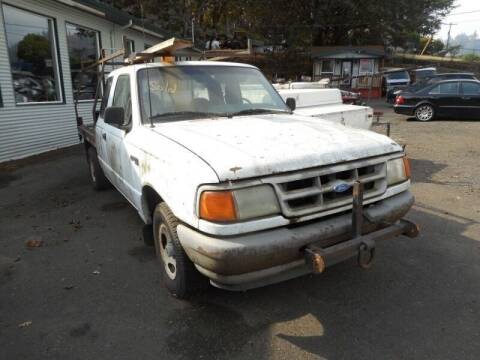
[415,104,435,121]
[153,202,207,298]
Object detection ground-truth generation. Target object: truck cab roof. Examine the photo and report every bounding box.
[107,61,257,78]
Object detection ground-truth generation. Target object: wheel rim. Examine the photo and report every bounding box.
[89,158,96,182]
[416,105,433,121]
[157,224,177,280]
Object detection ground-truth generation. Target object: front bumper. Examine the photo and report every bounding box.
[177,191,416,291]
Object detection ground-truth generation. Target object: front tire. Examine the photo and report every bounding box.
[415,104,434,121]
[153,202,207,298]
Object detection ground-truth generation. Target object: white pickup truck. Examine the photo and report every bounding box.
[79,61,418,298]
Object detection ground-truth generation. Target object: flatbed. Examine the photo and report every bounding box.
[78,124,96,148]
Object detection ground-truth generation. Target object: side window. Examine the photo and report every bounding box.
[429,85,440,95]
[112,75,132,126]
[438,82,459,95]
[462,82,480,95]
[99,77,113,117]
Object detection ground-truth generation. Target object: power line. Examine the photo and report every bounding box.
[449,9,480,16]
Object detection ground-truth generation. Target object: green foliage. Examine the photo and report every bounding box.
[17,33,50,62]
[107,0,454,48]
[462,53,480,62]
[419,37,445,55]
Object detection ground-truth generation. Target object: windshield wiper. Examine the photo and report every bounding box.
[149,111,226,122]
[228,108,291,117]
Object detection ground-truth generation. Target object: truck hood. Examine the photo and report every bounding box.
[153,114,402,181]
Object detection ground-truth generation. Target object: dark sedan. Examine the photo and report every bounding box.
[393,79,480,121]
[387,72,477,103]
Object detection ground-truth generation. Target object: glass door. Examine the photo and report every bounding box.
[342,61,352,85]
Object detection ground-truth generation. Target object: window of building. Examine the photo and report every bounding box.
[66,23,100,101]
[112,75,132,126]
[359,59,374,74]
[124,36,135,54]
[3,4,62,104]
[321,60,334,74]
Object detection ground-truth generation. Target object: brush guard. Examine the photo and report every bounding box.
[305,181,419,273]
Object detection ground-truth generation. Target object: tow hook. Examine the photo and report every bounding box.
[358,240,376,269]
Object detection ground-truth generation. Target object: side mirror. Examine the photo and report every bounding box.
[104,106,125,127]
[286,97,296,111]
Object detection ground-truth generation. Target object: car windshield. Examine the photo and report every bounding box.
[137,65,289,123]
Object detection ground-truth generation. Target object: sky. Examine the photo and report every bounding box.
[437,0,480,40]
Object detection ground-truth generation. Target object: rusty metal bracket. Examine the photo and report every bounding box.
[352,181,363,239]
[401,219,420,238]
[304,247,326,274]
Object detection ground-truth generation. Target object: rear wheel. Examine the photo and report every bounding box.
[87,147,109,190]
[415,104,434,121]
[153,202,207,298]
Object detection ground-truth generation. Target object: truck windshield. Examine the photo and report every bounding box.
[137,65,289,123]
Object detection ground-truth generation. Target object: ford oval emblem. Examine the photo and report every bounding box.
[333,182,351,193]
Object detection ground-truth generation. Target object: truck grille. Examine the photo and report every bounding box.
[267,159,387,217]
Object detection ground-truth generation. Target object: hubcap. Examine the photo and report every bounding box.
[416,106,433,121]
[157,224,177,280]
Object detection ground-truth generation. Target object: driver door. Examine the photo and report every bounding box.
[98,75,134,200]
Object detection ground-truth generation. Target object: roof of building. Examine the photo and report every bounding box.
[63,0,168,39]
[311,46,385,59]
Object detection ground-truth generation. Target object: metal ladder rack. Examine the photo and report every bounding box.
[73,37,192,127]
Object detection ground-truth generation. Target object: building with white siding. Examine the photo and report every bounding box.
[0,0,167,162]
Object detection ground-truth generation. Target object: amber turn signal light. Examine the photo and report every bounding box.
[199,191,237,222]
[403,157,411,179]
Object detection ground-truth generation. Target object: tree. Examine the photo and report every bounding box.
[105,0,454,49]
[17,33,50,74]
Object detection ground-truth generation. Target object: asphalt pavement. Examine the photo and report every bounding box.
[1,108,479,360]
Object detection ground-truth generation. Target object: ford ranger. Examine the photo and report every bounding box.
[79,60,418,298]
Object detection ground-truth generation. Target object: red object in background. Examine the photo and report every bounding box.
[353,88,382,99]
[395,95,405,105]
[341,90,362,105]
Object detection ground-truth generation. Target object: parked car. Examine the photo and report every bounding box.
[410,67,437,83]
[383,69,410,102]
[393,79,480,121]
[78,47,417,298]
[389,72,478,102]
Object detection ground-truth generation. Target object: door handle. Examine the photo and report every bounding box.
[102,133,107,140]
[130,155,139,165]
[462,96,471,100]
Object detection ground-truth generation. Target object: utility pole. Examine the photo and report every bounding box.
[191,15,195,45]
[445,22,457,50]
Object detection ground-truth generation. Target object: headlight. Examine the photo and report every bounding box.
[387,157,411,186]
[199,185,280,222]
